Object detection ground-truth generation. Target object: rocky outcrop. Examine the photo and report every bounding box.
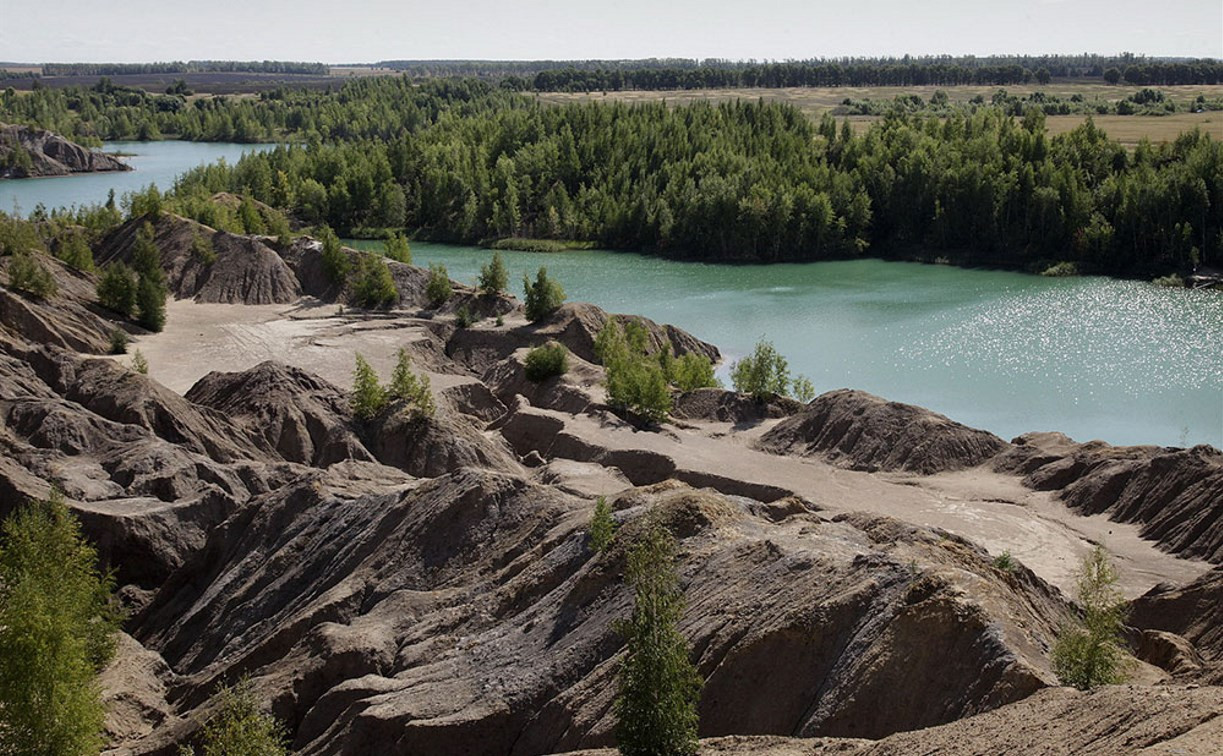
[1131,567,1223,664]
[756,389,1009,474]
[125,478,1066,752]
[995,433,1223,563]
[96,214,301,305]
[0,253,122,353]
[185,361,370,467]
[0,123,130,178]
[672,387,804,424]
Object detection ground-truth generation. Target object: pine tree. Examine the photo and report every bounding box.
[131,222,167,331]
[388,348,435,418]
[1052,546,1132,690]
[350,353,387,420]
[615,523,701,756]
[426,263,452,307]
[97,262,138,316]
[0,489,123,755]
[319,225,350,285]
[182,678,287,756]
[478,250,508,296]
[384,233,412,264]
[589,497,616,553]
[523,266,565,322]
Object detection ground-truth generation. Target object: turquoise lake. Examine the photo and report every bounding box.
[2,140,1217,448]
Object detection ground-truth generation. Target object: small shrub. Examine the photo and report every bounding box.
[97,262,137,315]
[388,348,435,418]
[136,275,167,332]
[319,225,350,285]
[191,232,217,266]
[130,349,149,374]
[186,677,288,756]
[596,319,672,424]
[350,353,387,420]
[523,266,565,322]
[668,352,718,393]
[1041,261,1079,277]
[108,328,129,355]
[495,315,505,327]
[455,304,476,328]
[426,263,452,307]
[55,231,95,272]
[353,254,397,309]
[7,249,57,299]
[589,497,616,553]
[615,523,701,756]
[479,250,508,295]
[730,339,790,401]
[524,342,569,382]
[1051,546,1132,690]
[992,550,1016,572]
[791,374,816,404]
[384,233,412,264]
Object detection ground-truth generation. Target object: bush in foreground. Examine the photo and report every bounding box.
[180,677,287,756]
[524,342,569,382]
[615,522,701,756]
[1052,546,1132,690]
[0,489,122,755]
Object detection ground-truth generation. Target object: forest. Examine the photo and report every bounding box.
[2,76,1219,277]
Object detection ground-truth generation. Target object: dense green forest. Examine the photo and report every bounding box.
[165,88,1219,275]
[2,77,1219,276]
[376,55,1223,89]
[38,61,329,76]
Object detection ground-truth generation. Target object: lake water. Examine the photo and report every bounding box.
[2,141,1217,448]
[351,240,1223,449]
[0,140,274,215]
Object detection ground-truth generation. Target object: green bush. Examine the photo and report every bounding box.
[1051,546,1132,690]
[388,348,435,418]
[0,489,123,755]
[523,266,565,322]
[55,231,95,272]
[184,677,287,756]
[596,319,673,424]
[350,353,387,420]
[455,304,476,328]
[791,374,816,403]
[992,550,1017,572]
[730,339,790,401]
[353,254,397,308]
[426,263,452,307]
[479,250,508,295]
[97,262,137,316]
[7,249,57,299]
[524,342,569,382]
[384,232,412,264]
[132,222,167,332]
[589,497,616,553]
[319,225,351,285]
[130,349,149,374]
[615,522,701,756]
[191,232,217,266]
[108,327,129,355]
[1041,261,1079,277]
[667,352,718,393]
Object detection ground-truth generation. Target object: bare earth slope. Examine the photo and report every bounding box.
[0,123,130,178]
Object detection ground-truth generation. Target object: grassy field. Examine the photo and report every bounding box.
[536,83,1223,144]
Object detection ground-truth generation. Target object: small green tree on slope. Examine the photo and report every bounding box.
[1051,545,1132,690]
[615,522,701,756]
[180,677,288,756]
[350,353,387,420]
[0,489,123,755]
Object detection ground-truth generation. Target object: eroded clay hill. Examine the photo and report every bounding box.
[0,123,131,178]
[0,235,1220,754]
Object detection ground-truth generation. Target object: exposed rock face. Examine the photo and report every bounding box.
[125,479,1065,753]
[0,123,130,178]
[185,361,369,467]
[0,253,121,353]
[672,387,803,424]
[96,214,301,304]
[995,433,1223,563]
[1131,567,1223,664]
[756,389,1009,474]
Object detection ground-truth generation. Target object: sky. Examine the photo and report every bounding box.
[2,0,1220,64]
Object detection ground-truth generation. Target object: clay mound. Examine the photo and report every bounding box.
[996,433,1223,563]
[364,408,519,477]
[1131,568,1223,662]
[483,348,604,415]
[756,389,1008,474]
[96,214,300,304]
[448,301,721,374]
[673,387,804,424]
[185,361,371,467]
[126,477,1067,752]
[0,253,123,353]
[0,123,129,178]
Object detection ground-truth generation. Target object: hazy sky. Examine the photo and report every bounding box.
[3,0,1220,63]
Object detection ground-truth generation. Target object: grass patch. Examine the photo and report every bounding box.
[489,237,597,253]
